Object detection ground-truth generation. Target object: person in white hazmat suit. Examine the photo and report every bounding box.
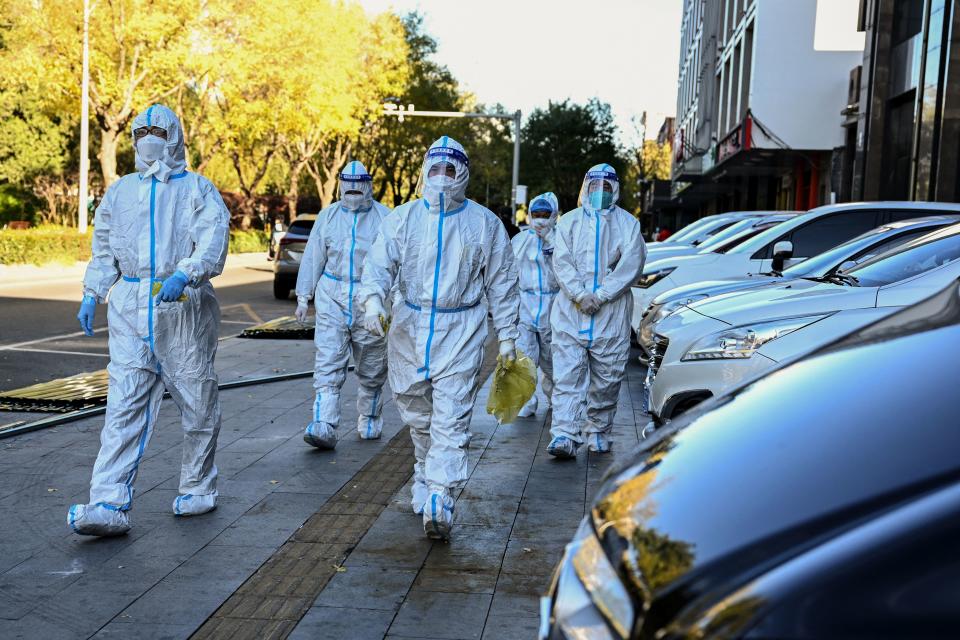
[294,161,391,448]
[511,192,560,418]
[546,164,646,459]
[358,136,520,540]
[70,104,230,536]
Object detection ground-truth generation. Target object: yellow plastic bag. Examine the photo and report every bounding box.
[486,351,537,424]
[151,281,188,302]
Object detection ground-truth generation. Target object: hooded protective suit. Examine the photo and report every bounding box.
[511,192,560,417]
[547,164,646,458]
[359,136,520,539]
[295,161,391,447]
[68,104,230,536]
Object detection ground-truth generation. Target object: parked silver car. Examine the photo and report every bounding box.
[272,214,316,299]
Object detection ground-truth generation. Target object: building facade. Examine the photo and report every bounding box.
[669,0,864,221]
[845,0,960,202]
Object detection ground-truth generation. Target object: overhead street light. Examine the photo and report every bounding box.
[382,103,523,220]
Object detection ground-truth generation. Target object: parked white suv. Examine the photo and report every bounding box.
[647,223,960,422]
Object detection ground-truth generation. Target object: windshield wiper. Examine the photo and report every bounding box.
[822,272,860,286]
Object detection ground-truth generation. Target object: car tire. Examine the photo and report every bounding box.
[273,278,291,300]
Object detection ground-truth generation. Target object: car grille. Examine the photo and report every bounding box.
[651,334,669,378]
[643,334,670,410]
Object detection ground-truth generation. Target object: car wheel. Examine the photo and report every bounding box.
[273,278,291,300]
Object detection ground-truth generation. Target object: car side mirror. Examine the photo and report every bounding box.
[771,240,794,273]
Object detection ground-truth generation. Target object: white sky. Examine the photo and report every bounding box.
[356,0,683,145]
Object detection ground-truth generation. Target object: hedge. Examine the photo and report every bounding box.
[0,227,269,266]
[229,229,270,253]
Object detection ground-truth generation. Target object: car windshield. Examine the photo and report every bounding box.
[787,226,945,278]
[726,211,819,255]
[668,217,724,243]
[696,219,761,251]
[845,227,960,287]
[701,219,789,255]
[783,228,896,277]
[287,219,315,236]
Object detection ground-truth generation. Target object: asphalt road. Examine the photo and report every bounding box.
[0,255,298,392]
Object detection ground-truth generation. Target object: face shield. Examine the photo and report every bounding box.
[338,160,374,212]
[578,164,620,212]
[131,104,187,177]
[528,191,559,237]
[418,136,470,212]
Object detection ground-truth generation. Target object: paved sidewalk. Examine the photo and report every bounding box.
[287,358,648,640]
[0,333,649,640]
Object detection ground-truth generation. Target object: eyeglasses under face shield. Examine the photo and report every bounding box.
[133,126,168,140]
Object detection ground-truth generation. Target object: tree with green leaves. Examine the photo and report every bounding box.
[356,13,468,207]
[2,0,203,186]
[521,99,627,211]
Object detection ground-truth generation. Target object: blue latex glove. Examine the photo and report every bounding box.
[78,295,96,336]
[156,271,189,304]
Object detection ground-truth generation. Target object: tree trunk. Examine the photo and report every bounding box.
[98,128,121,187]
[286,161,306,223]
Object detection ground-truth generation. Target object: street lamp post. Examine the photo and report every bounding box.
[78,0,91,234]
[382,105,523,220]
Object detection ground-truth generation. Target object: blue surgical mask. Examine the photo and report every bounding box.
[588,191,613,210]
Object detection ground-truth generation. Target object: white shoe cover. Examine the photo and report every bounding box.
[518,394,537,418]
[586,432,612,453]
[411,480,429,515]
[304,421,337,449]
[423,491,454,540]
[68,503,131,537]
[547,436,578,459]
[358,414,383,440]
[173,492,217,517]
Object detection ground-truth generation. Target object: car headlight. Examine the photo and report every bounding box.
[682,314,829,361]
[546,518,635,640]
[634,267,675,289]
[653,294,708,323]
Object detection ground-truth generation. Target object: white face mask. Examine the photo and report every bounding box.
[530,216,555,236]
[137,135,165,164]
[427,175,456,190]
[342,192,365,211]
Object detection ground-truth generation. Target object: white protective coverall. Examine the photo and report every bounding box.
[69,104,230,536]
[511,192,560,417]
[548,164,646,458]
[359,136,520,539]
[295,161,391,447]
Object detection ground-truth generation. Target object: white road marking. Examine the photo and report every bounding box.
[0,328,107,351]
[8,347,110,358]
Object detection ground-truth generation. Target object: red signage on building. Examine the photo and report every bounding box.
[717,114,753,164]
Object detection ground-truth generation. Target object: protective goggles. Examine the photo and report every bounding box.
[134,126,168,140]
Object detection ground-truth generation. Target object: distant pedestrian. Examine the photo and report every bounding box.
[294,161,391,449]
[511,192,560,418]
